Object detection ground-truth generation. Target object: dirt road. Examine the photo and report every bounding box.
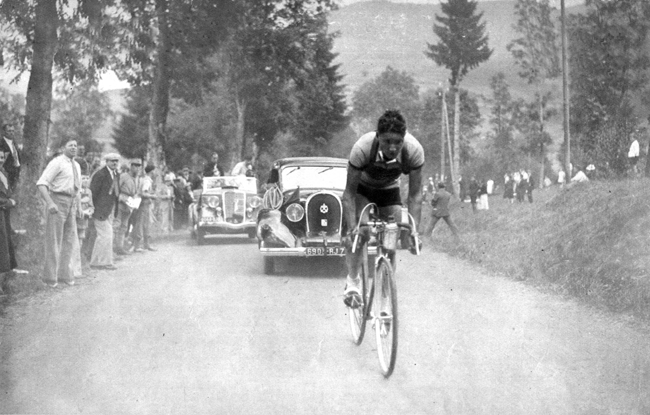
[1,233,649,414]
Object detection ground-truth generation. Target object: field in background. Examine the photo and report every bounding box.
[424,178,650,325]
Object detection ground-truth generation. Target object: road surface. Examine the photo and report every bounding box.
[1,232,649,414]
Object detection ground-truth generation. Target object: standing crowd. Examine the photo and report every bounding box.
[0,130,255,289]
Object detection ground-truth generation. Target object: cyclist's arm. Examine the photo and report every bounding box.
[342,165,363,234]
[406,167,423,228]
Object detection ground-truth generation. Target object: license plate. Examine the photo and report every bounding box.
[305,247,346,256]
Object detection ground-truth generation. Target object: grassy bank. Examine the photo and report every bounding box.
[425,178,650,323]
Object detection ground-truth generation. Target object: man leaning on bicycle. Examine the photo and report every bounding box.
[342,109,424,307]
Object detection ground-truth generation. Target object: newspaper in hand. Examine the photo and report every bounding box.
[126,196,142,210]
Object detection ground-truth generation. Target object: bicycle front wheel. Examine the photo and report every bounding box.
[374,257,398,377]
[348,254,371,345]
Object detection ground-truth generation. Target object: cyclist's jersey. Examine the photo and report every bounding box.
[349,131,424,189]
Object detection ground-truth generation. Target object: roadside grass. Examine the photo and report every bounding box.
[425,178,650,323]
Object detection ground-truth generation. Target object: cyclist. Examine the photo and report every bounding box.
[342,109,424,307]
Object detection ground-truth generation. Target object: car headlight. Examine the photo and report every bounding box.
[206,196,220,209]
[248,196,262,209]
[285,203,305,222]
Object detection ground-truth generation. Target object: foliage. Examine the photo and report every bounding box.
[424,0,493,87]
[351,66,421,127]
[113,86,150,159]
[50,81,114,155]
[218,0,346,163]
[568,0,650,174]
[427,179,650,323]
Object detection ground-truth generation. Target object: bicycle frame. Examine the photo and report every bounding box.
[347,203,420,377]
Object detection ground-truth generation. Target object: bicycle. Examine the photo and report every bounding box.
[346,203,420,378]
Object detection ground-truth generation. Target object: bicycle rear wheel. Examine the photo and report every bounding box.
[348,248,372,345]
[374,257,398,377]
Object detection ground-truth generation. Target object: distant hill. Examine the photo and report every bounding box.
[330,0,580,101]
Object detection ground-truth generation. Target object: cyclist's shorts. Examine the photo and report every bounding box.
[357,183,401,208]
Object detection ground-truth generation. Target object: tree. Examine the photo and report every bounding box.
[1,0,119,265]
[116,0,238,167]
[113,86,150,159]
[568,0,650,174]
[486,73,521,175]
[50,81,114,155]
[425,0,492,195]
[219,0,344,166]
[351,66,421,132]
[507,0,560,187]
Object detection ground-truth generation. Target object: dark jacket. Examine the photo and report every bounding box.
[431,188,452,217]
[90,166,118,221]
[0,173,17,272]
[0,138,21,190]
[203,162,224,177]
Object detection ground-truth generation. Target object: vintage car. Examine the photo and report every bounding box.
[191,176,263,245]
[257,157,349,274]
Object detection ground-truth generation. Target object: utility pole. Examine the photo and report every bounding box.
[561,0,571,177]
[440,87,445,181]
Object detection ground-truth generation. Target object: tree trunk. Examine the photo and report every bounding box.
[452,85,461,196]
[147,0,171,168]
[231,93,246,170]
[16,0,58,264]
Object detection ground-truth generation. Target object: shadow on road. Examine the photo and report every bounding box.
[266,256,346,279]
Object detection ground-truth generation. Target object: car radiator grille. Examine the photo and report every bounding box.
[306,193,342,236]
[223,191,246,223]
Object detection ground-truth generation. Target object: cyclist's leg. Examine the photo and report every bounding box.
[344,193,371,306]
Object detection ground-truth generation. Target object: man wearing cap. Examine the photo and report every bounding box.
[132,163,158,252]
[113,158,141,255]
[88,153,120,270]
[37,139,82,287]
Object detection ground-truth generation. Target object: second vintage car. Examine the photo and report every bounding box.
[191,175,262,244]
[256,157,349,274]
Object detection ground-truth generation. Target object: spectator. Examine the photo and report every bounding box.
[503,174,515,204]
[132,164,158,252]
[172,177,192,230]
[478,181,489,210]
[557,169,566,188]
[423,182,459,239]
[71,173,94,278]
[468,176,479,212]
[527,174,535,203]
[113,158,141,255]
[516,177,527,203]
[203,152,224,177]
[570,165,589,184]
[89,153,120,270]
[231,155,253,176]
[157,173,175,234]
[0,152,27,293]
[0,122,21,191]
[628,132,640,176]
[36,139,82,287]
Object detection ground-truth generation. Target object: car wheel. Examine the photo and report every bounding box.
[197,229,206,245]
[263,256,275,275]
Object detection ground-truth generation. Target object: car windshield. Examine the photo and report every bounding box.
[280,165,347,191]
[203,176,257,192]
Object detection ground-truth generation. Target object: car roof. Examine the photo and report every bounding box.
[272,157,348,169]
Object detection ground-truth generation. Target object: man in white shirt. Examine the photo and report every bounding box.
[37,139,82,287]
